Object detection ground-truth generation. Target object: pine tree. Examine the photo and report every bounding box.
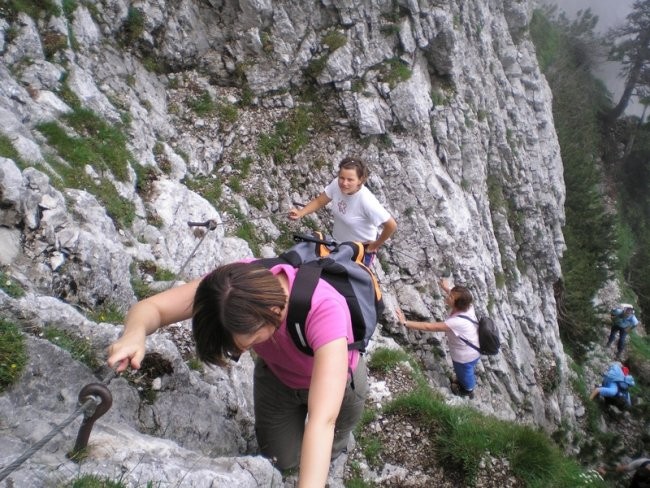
[604,0,650,123]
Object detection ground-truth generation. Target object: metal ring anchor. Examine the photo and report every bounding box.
[69,383,113,458]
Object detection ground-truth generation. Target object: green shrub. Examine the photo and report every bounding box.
[380,58,412,88]
[235,156,253,178]
[0,133,27,169]
[64,474,127,487]
[122,7,145,45]
[235,219,260,256]
[228,175,242,193]
[141,55,167,74]
[62,0,76,19]
[4,0,61,19]
[257,106,319,164]
[64,108,131,180]
[187,90,215,116]
[629,334,650,380]
[41,30,68,60]
[154,268,176,282]
[43,326,100,370]
[385,387,607,487]
[367,348,410,373]
[217,101,238,124]
[380,24,400,36]
[323,30,347,51]
[187,356,203,371]
[305,55,329,79]
[130,272,153,300]
[0,318,27,392]
[88,304,125,324]
[36,112,136,229]
[0,270,25,298]
[183,175,222,206]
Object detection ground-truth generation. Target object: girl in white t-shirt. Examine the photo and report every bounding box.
[288,157,397,266]
[396,278,481,397]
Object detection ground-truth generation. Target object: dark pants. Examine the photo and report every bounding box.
[253,356,368,470]
[606,325,628,355]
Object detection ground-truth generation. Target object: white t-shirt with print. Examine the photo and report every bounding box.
[445,306,481,364]
[324,178,391,243]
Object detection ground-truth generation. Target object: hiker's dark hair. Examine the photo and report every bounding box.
[450,286,473,312]
[339,156,369,180]
[192,262,287,366]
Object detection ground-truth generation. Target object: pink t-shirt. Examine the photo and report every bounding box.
[252,263,360,389]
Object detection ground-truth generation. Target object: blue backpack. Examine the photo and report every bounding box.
[602,362,635,389]
[257,232,384,356]
[602,362,635,408]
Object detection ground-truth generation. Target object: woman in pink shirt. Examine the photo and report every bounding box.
[107,261,367,488]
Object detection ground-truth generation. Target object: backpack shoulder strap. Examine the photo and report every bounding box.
[452,314,481,352]
[286,263,323,356]
[458,336,481,353]
[456,314,479,325]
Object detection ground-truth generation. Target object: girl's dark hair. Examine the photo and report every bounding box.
[338,156,369,180]
[192,262,287,366]
[450,286,473,312]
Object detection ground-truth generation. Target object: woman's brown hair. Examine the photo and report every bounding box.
[450,285,473,312]
[338,156,369,180]
[192,262,287,366]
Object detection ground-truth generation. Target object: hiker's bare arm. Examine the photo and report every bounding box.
[396,308,450,332]
[107,278,201,371]
[621,458,650,472]
[366,216,397,253]
[289,192,331,220]
[439,277,451,294]
[299,338,348,487]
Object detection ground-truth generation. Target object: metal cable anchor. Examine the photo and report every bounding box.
[68,383,113,458]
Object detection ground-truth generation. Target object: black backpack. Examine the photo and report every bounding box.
[258,232,384,356]
[456,314,501,355]
[631,461,650,488]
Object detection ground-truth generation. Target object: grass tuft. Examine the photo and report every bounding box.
[42,326,100,370]
[0,318,27,392]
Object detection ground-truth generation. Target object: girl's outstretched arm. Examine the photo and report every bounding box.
[107,278,200,371]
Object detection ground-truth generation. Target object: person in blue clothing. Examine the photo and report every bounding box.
[606,304,639,357]
[589,361,635,409]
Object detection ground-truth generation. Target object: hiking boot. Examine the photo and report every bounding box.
[450,381,475,399]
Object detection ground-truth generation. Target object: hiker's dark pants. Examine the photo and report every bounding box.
[606,325,629,355]
[253,356,368,470]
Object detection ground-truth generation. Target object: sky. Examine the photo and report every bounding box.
[542,0,644,117]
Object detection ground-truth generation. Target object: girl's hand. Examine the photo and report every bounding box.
[288,208,302,220]
[439,277,450,293]
[395,308,407,326]
[365,241,379,253]
[107,330,146,372]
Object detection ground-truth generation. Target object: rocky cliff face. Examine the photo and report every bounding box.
[0,0,573,486]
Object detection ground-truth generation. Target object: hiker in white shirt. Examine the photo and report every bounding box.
[396,278,480,397]
[289,156,397,266]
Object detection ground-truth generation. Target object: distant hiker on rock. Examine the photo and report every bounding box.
[396,277,480,398]
[598,455,650,488]
[288,156,397,267]
[589,361,635,410]
[107,260,368,488]
[607,304,639,358]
